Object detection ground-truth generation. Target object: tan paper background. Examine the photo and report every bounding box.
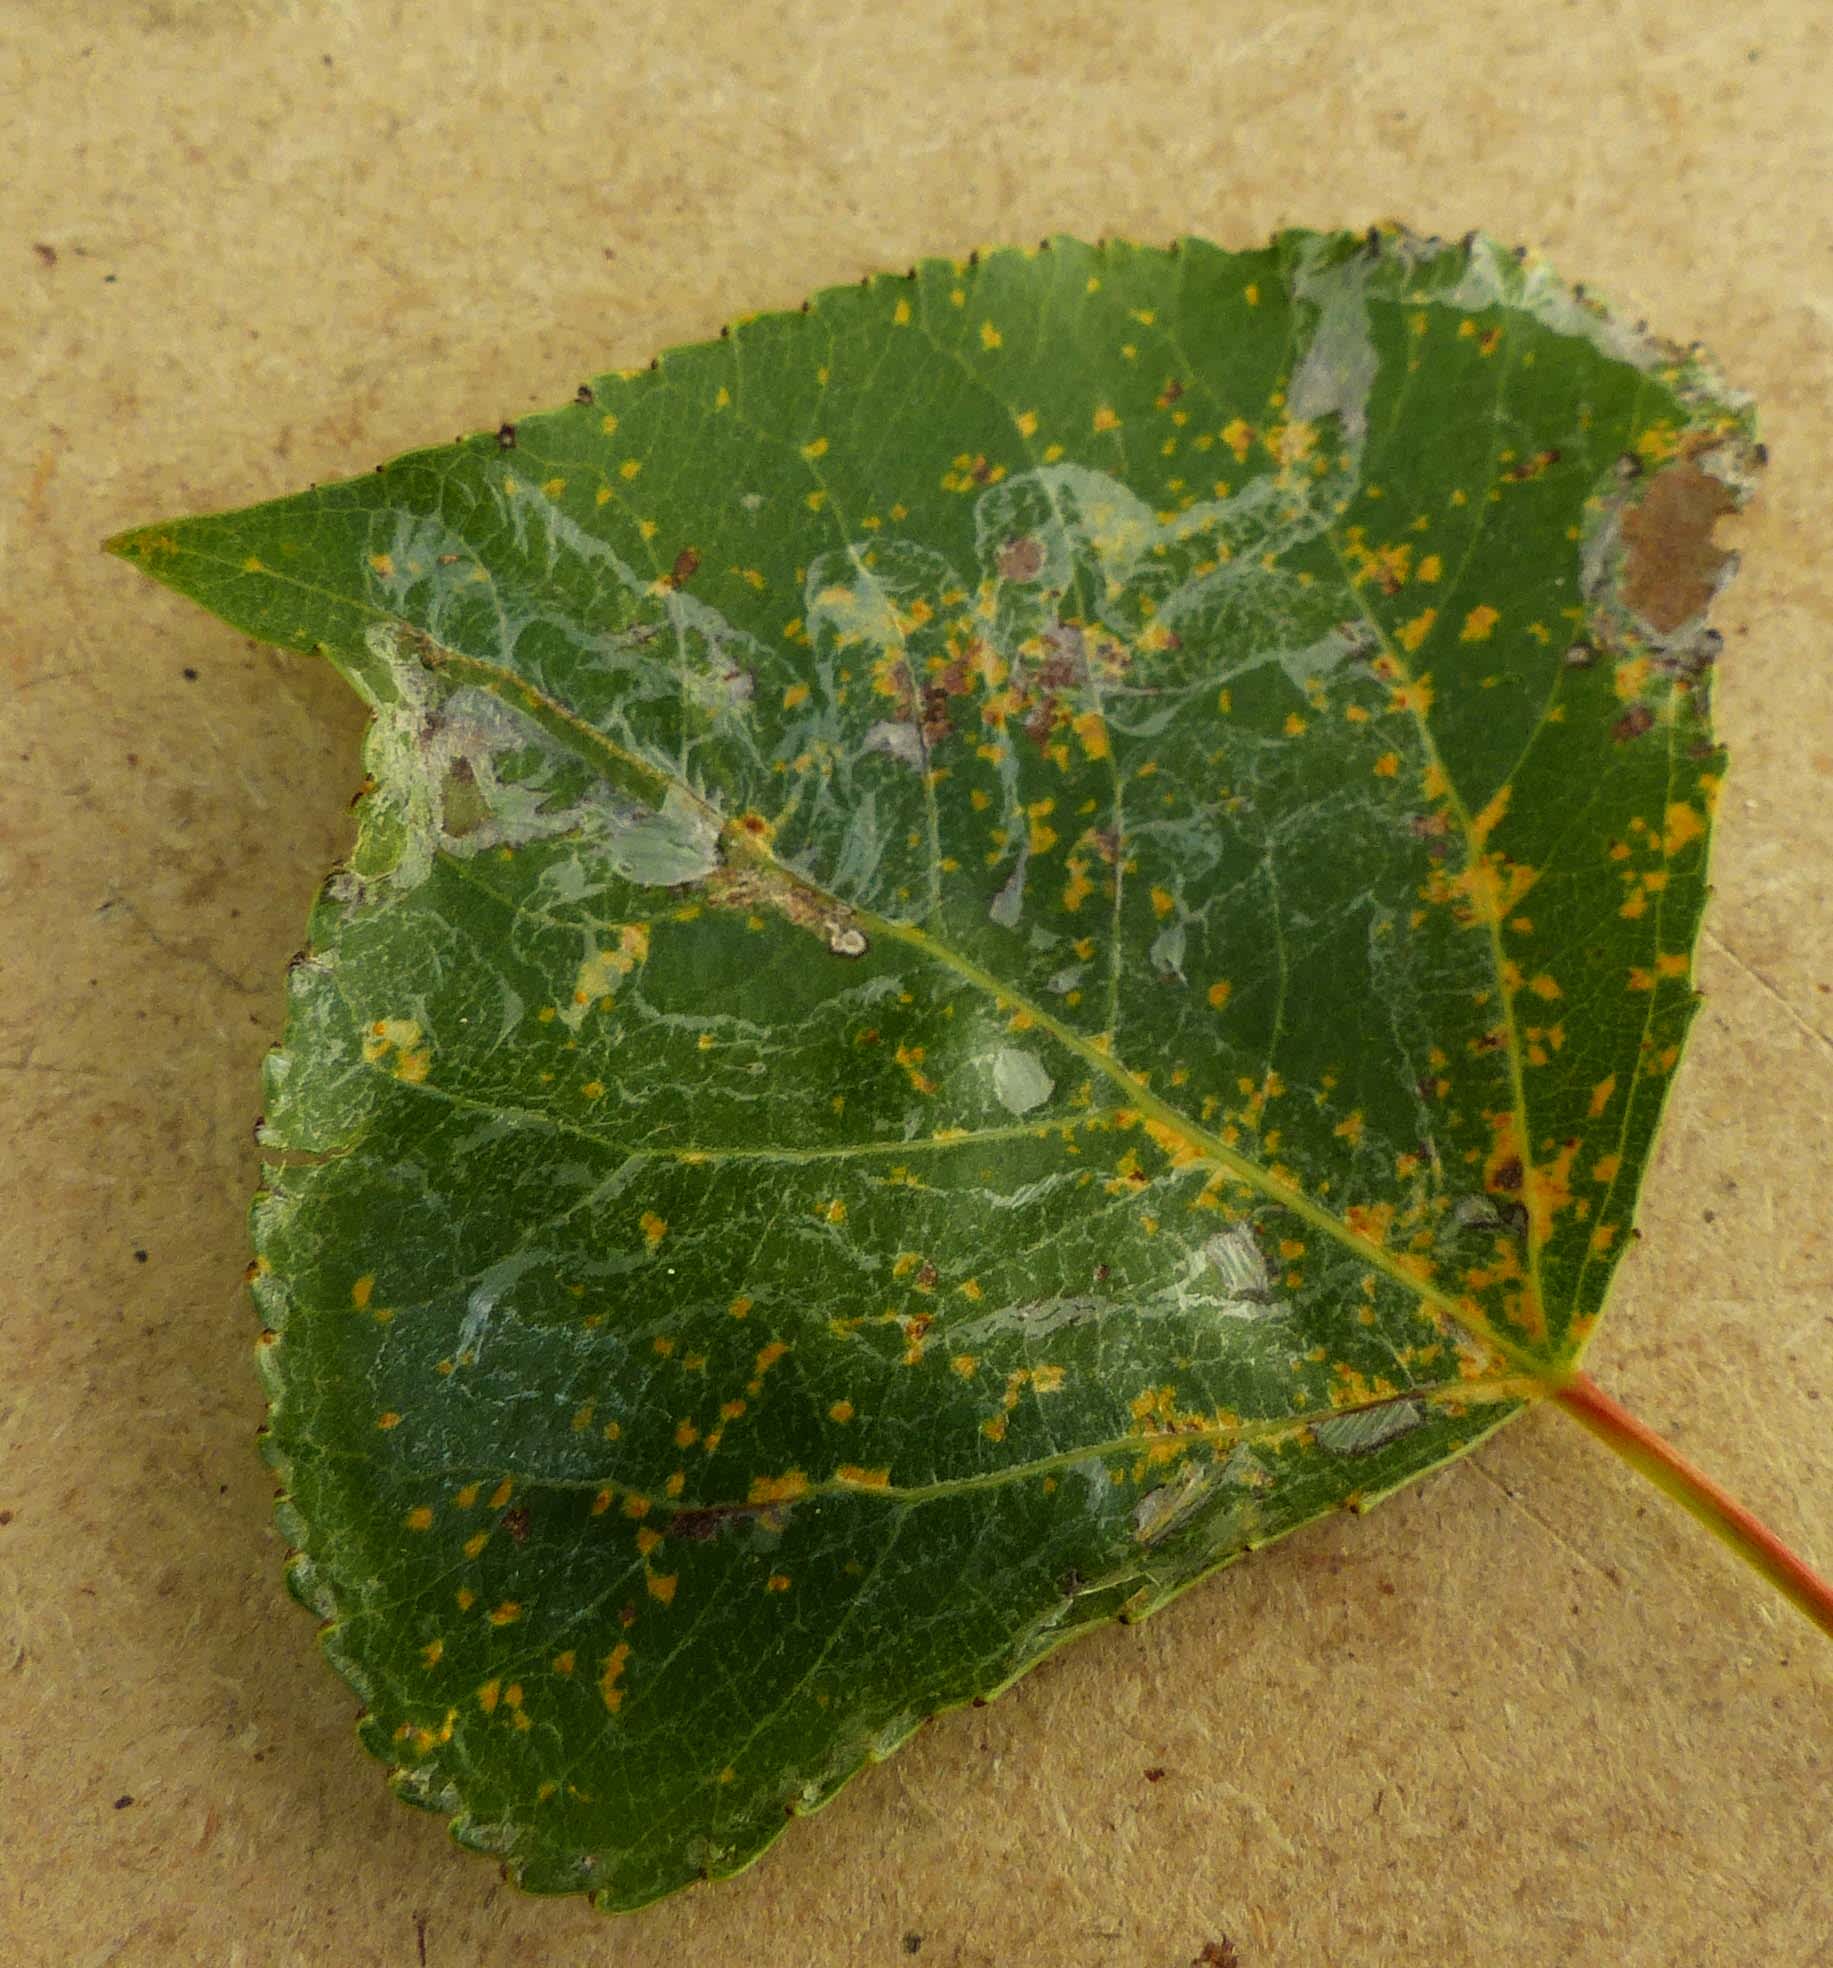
[4,2,1829,1962]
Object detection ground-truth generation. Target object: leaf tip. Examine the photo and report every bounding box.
[103,522,173,563]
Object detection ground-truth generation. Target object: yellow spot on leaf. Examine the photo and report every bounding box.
[1397,609,1437,653]
[1072,708,1110,759]
[748,1471,809,1505]
[363,1017,430,1083]
[1663,803,1706,857]
[571,931,648,1010]
[1460,605,1500,642]
[1471,785,1511,845]
[599,1643,631,1712]
[1141,1115,1203,1168]
[895,1041,938,1095]
[1345,1202,1394,1245]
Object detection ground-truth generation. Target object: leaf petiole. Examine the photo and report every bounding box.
[1554,1372,1833,1640]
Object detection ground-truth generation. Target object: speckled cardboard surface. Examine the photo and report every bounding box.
[3,4,1828,1962]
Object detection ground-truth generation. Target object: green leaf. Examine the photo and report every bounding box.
[110,227,1759,1909]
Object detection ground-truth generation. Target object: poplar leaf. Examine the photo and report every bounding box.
[110,227,1759,1909]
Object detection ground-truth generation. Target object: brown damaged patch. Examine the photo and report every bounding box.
[703,862,868,956]
[1619,463,1737,632]
[997,535,1046,582]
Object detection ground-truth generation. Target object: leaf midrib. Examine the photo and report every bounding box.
[300,1372,1539,1513]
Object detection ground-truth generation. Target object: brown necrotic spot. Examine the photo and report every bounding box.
[1620,463,1738,632]
[666,1495,792,1543]
[1612,702,1655,744]
[997,536,1046,582]
[1504,447,1561,481]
